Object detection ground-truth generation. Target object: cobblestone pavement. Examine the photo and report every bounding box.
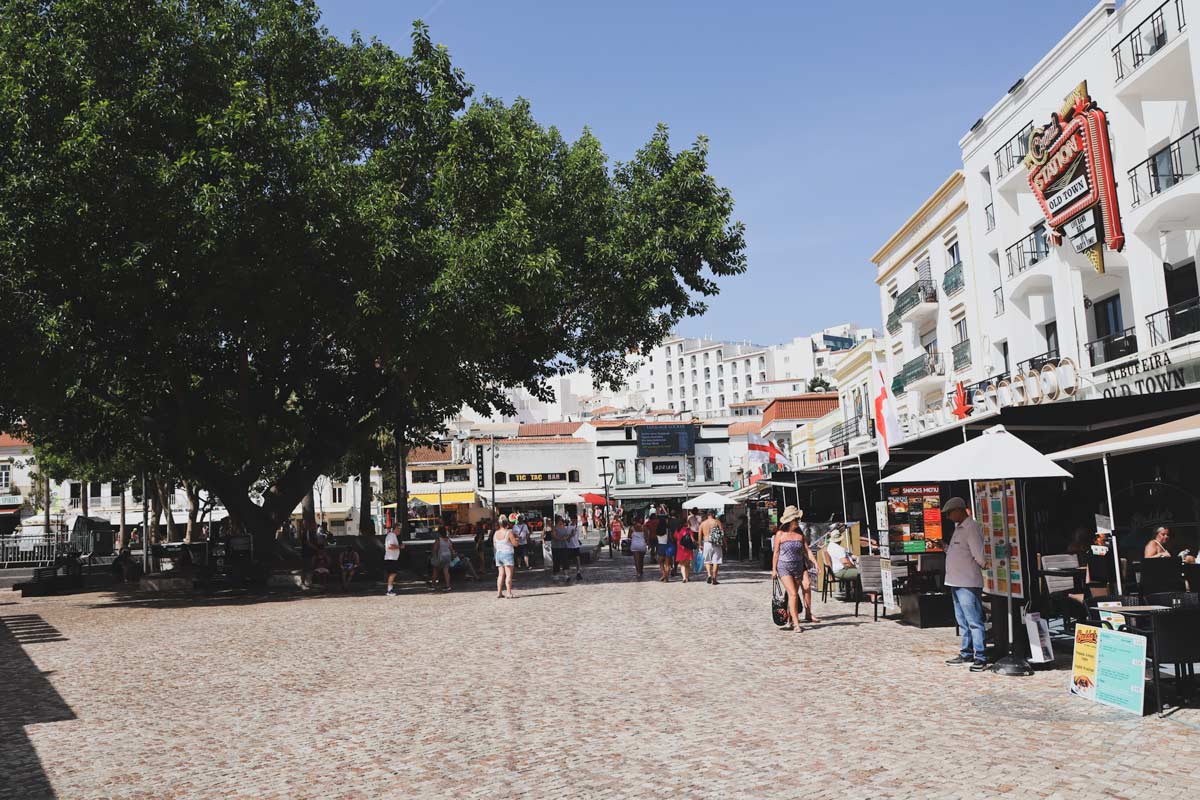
[3,554,1200,800]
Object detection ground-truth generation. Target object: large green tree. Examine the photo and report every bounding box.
[0,0,745,554]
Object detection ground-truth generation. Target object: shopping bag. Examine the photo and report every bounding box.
[694,549,705,572]
[771,577,790,627]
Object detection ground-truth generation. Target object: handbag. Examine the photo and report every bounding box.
[679,532,696,550]
[771,577,790,627]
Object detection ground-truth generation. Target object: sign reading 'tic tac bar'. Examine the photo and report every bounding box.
[1023,81,1124,274]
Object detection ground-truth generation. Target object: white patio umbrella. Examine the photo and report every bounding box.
[881,425,1070,676]
[685,491,738,510]
[553,492,585,505]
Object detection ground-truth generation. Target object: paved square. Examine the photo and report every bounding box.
[2,556,1199,799]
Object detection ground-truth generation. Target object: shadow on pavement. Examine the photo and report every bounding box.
[0,614,74,800]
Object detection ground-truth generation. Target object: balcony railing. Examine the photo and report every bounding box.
[995,122,1034,179]
[942,262,965,296]
[1086,327,1139,366]
[831,418,862,447]
[892,279,937,317]
[892,352,944,394]
[886,311,901,335]
[1113,0,1187,81]
[985,203,995,232]
[1147,296,1200,345]
[994,287,1005,316]
[1005,229,1049,276]
[1017,347,1060,375]
[964,372,1009,399]
[952,339,972,371]
[1128,127,1200,207]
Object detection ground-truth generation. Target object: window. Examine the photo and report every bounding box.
[703,457,714,482]
[704,367,710,379]
[1044,320,1059,354]
[411,470,437,484]
[717,364,723,376]
[494,472,507,485]
[947,240,961,266]
[681,400,687,411]
[1000,341,1010,373]
[687,458,696,481]
[331,485,345,504]
[954,318,968,344]
[718,379,724,390]
[444,468,469,482]
[732,376,739,387]
[667,389,673,399]
[1094,295,1123,339]
[744,359,751,370]
[615,460,627,486]
[0,464,9,491]
[719,394,725,406]
[704,352,710,363]
[920,329,938,355]
[568,470,580,482]
[635,459,646,484]
[690,355,696,366]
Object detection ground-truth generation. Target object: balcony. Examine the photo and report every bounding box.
[1113,0,1187,82]
[942,262,965,297]
[1128,127,1200,208]
[886,311,901,335]
[1147,296,1200,345]
[994,122,1034,180]
[831,418,864,447]
[1005,230,1049,277]
[1017,347,1060,375]
[1086,327,1139,366]
[964,372,1009,399]
[952,339,972,371]
[985,203,995,232]
[891,278,938,326]
[993,286,1005,316]
[892,351,944,394]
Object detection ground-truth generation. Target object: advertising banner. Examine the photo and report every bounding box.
[637,425,698,457]
[1070,624,1146,715]
[975,479,1024,598]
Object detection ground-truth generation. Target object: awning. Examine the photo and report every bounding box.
[1049,412,1200,463]
[409,491,476,505]
[881,425,1070,483]
[481,489,559,505]
[611,485,734,500]
[581,492,611,505]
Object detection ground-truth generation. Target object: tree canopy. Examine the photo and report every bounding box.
[0,0,746,550]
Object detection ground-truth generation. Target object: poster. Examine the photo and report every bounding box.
[974,480,1023,598]
[1070,624,1146,715]
[875,501,890,559]
[886,485,943,554]
[1025,612,1055,664]
[880,557,896,609]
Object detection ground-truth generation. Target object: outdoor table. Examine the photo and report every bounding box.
[1094,605,1177,715]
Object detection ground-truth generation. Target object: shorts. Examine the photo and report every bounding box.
[631,543,647,553]
[551,548,567,570]
[703,542,724,565]
[431,556,450,569]
[384,559,401,574]
[514,544,527,560]
[495,551,515,567]
[569,548,581,563]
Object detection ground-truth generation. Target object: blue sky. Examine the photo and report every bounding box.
[317,0,1098,345]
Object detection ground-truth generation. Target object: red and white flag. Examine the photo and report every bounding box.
[872,354,904,469]
[748,432,793,471]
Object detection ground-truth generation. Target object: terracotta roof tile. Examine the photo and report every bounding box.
[727,421,763,436]
[762,393,840,426]
[588,405,619,415]
[408,445,451,464]
[497,437,588,445]
[517,422,583,437]
[0,433,29,448]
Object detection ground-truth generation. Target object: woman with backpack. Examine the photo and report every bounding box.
[771,506,810,631]
[674,516,697,583]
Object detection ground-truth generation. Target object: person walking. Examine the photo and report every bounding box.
[512,514,532,570]
[699,511,725,585]
[550,516,570,584]
[629,518,648,578]
[384,525,405,596]
[610,514,624,556]
[567,516,584,582]
[771,506,809,631]
[674,517,697,583]
[429,526,456,592]
[942,497,988,672]
[493,518,518,598]
[655,516,673,582]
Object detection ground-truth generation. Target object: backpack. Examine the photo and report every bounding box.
[709,527,726,548]
[678,529,696,550]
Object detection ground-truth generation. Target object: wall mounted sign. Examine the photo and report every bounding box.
[1024,81,1124,273]
[651,461,680,474]
[475,445,485,488]
[510,473,567,482]
[637,425,698,457]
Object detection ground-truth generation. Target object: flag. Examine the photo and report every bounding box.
[872,354,903,469]
[748,432,794,471]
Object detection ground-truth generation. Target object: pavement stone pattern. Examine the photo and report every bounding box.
[2,555,1200,800]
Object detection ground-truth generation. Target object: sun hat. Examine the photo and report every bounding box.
[779,506,803,525]
[941,497,967,513]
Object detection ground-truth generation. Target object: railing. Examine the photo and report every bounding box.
[964,372,1009,399]
[995,122,1034,179]
[1005,229,1049,276]
[0,533,67,567]
[830,418,862,447]
[1113,0,1187,81]
[952,339,972,371]
[1128,126,1200,207]
[985,203,995,232]
[886,311,901,335]
[1018,347,1060,374]
[1147,296,1200,345]
[892,352,944,394]
[994,286,1005,316]
[942,262,965,296]
[892,279,937,319]
[1086,327,1139,366]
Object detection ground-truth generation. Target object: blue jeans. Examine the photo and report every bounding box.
[950,586,986,663]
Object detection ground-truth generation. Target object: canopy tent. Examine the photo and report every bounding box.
[1048,412,1200,596]
[881,425,1070,676]
[684,491,738,509]
[581,492,613,506]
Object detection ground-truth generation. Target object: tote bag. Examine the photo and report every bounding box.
[771,577,790,627]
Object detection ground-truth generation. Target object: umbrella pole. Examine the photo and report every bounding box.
[993,478,1033,676]
[793,474,800,511]
[1102,453,1123,596]
[838,463,848,525]
[856,455,872,555]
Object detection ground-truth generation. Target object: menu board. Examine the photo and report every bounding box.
[975,480,1023,598]
[885,485,943,554]
[1070,624,1146,716]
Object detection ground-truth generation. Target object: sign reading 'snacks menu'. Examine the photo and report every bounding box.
[1023,81,1124,274]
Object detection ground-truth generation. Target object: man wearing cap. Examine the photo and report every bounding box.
[942,497,988,672]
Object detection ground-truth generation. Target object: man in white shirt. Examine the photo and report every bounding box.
[826,526,859,580]
[383,526,406,596]
[942,497,987,671]
[512,515,532,570]
[687,508,702,535]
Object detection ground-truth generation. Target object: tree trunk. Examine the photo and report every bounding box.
[183,481,200,543]
[118,485,127,550]
[358,463,375,537]
[81,480,88,522]
[159,480,181,542]
[301,485,316,536]
[395,424,410,538]
[149,479,162,544]
[43,474,51,534]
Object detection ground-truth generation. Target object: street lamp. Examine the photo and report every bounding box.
[597,455,613,557]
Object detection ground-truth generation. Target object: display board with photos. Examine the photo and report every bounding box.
[974,479,1024,598]
[885,485,944,554]
[1070,624,1146,716]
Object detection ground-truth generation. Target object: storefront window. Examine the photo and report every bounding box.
[634,459,645,484]
[411,470,437,484]
[703,457,714,483]
[615,460,627,486]
[444,468,469,482]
